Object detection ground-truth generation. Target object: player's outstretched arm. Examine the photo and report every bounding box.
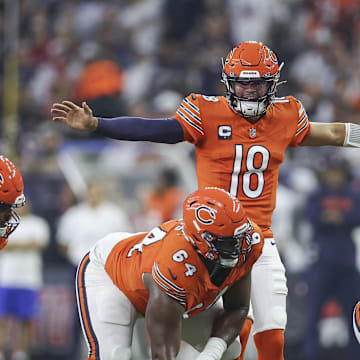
[301,122,360,148]
[143,273,185,360]
[51,101,98,131]
[51,100,184,143]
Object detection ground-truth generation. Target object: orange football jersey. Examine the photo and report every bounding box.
[173,94,311,238]
[104,218,264,318]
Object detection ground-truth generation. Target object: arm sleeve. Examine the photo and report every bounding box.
[95,116,184,144]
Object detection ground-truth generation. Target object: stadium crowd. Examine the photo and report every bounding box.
[0,0,360,359]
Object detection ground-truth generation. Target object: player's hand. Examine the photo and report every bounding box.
[51,101,98,132]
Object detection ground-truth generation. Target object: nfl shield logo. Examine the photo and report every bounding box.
[249,128,257,138]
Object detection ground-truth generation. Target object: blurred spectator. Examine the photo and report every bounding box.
[272,181,307,274]
[151,89,182,117]
[226,0,291,45]
[301,153,360,360]
[55,179,133,360]
[140,167,185,230]
[56,179,132,267]
[0,200,50,360]
[2,1,360,359]
[72,59,127,118]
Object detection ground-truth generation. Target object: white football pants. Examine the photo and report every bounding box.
[248,238,288,334]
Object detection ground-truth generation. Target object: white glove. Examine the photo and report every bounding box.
[195,337,227,360]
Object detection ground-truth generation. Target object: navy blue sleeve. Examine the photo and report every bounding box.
[94,116,184,144]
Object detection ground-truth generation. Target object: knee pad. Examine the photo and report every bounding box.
[270,305,287,329]
[272,266,288,296]
[111,346,131,360]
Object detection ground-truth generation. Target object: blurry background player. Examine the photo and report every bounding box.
[0,200,49,360]
[300,153,360,360]
[353,301,360,345]
[51,40,360,360]
[76,187,264,360]
[0,156,25,250]
[140,167,185,230]
[0,155,26,359]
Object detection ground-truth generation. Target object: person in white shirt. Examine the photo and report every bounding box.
[0,200,49,360]
[56,180,133,267]
[56,179,133,360]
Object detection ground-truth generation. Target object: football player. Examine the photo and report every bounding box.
[51,41,360,360]
[353,301,360,344]
[0,155,25,250]
[76,187,264,360]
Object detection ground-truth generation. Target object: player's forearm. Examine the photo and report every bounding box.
[150,344,179,360]
[95,116,184,143]
[211,307,249,345]
[302,122,346,146]
[147,324,181,360]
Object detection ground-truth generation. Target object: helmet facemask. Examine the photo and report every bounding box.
[221,41,285,118]
[0,206,21,242]
[194,220,253,268]
[183,187,253,269]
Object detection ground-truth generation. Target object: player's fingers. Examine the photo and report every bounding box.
[52,103,74,112]
[51,108,68,117]
[52,116,67,122]
[82,102,92,115]
[62,100,80,110]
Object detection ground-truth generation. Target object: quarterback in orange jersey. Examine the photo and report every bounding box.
[76,187,264,360]
[52,40,360,360]
[0,155,26,250]
[173,93,309,238]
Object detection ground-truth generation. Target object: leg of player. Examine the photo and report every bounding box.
[235,317,253,360]
[249,238,287,360]
[76,252,137,360]
[234,301,254,360]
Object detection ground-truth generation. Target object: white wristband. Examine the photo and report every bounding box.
[196,337,227,360]
[343,123,360,147]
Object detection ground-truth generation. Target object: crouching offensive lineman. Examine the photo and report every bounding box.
[76,187,264,360]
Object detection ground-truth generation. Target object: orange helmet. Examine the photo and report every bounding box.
[0,156,25,248]
[221,41,283,118]
[183,187,256,268]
